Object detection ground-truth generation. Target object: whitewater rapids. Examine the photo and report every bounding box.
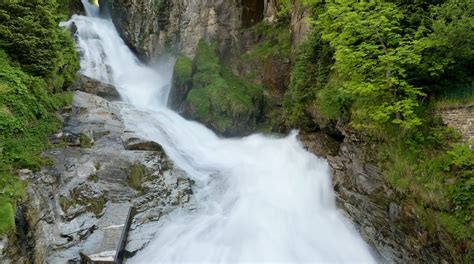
[63,1,376,263]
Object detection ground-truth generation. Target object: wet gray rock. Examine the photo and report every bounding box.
[0,236,10,264]
[73,74,120,101]
[301,132,452,264]
[3,90,192,263]
[103,0,279,60]
[122,133,164,152]
[126,169,192,254]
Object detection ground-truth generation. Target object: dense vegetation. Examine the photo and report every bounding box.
[179,41,264,135]
[0,1,78,234]
[281,0,473,261]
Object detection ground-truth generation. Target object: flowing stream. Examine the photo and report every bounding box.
[63,2,375,263]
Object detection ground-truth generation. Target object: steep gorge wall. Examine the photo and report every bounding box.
[301,133,454,263]
[93,1,458,263]
[102,0,280,61]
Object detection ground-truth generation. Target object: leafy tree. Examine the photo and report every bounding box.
[318,1,425,130]
[282,2,334,129]
[412,0,474,93]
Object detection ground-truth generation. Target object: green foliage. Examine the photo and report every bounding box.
[243,20,291,62]
[283,0,473,133]
[173,56,193,89]
[0,52,71,234]
[317,75,352,121]
[378,124,473,261]
[412,0,474,92]
[0,0,79,90]
[318,1,425,130]
[0,197,15,234]
[0,1,78,234]
[186,41,263,135]
[279,1,473,261]
[282,7,333,128]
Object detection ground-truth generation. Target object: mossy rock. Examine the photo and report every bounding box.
[168,56,193,109]
[0,198,15,234]
[60,184,107,217]
[182,41,264,136]
[79,133,93,148]
[128,164,146,191]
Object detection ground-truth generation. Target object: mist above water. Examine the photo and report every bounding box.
[65,2,376,263]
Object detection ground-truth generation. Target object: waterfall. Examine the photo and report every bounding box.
[63,2,375,263]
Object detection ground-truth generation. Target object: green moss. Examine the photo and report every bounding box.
[128,164,145,191]
[79,133,93,148]
[243,20,291,62]
[185,41,263,135]
[87,195,106,216]
[173,56,193,88]
[94,161,101,170]
[61,187,107,217]
[194,41,221,73]
[0,197,15,234]
[59,196,71,212]
[88,174,98,183]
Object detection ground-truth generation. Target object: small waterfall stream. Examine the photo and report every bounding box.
[63,2,375,263]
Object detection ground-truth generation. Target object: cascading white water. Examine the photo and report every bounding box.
[64,2,376,263]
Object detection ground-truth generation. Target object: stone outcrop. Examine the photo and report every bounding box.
[102,0,280,60]
[167,56,193,111]
[72,74,120,101]
[438,104,474,148]
[0,88,192,263]
[175,41,264,136]
[290,0,311,51]
[300,132,453,263]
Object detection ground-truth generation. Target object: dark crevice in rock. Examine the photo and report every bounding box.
[14,205,34,262]
[157,0,171,31]
[242,0,265,28]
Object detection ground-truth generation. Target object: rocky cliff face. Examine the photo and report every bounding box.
[102,0,280,61]
[301,132,454,263]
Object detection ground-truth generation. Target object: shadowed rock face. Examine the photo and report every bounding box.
[242,0,264,28]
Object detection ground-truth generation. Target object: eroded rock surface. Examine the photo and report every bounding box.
[103,0,279,60]
[2,90,192,263]
[300,132,453,264]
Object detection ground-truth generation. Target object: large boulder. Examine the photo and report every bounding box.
[72,74,120,101]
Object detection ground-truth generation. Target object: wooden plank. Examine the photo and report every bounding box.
[114,206,135,264]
